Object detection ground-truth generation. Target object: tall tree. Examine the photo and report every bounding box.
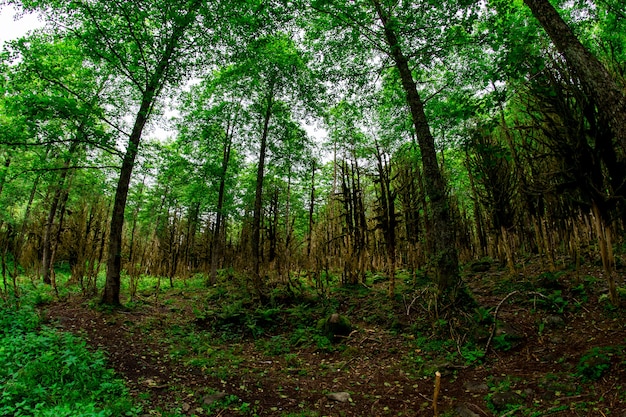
[522,0,626,151]
[217,34,318,296]
[10,0,209,304]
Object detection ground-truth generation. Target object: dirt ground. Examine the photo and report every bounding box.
[43,262,626,416]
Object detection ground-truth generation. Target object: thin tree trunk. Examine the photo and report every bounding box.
[373,1,461,302]
[41,141,79,284]
[251,85,274,297]
[210,115,235,284]
[307,160,316,257]
[0,156,11,198]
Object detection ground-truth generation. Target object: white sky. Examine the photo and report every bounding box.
[0,5,42,48]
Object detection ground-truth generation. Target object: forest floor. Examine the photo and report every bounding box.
[41,257,626,417]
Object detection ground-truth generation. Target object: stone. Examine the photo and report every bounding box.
[456,404,480,417]
[327,392,351,402]
[317,313,352,341]
[463,381,489,393]
[490,391,523,411]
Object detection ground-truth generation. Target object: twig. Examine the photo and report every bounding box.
[484,290,519,354]
[404,291,422,316]
[467,403,491,417]
[418,392,433,402]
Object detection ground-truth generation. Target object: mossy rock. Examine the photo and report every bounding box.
[317,313,352,341]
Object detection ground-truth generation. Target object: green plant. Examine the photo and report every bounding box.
[473,306,494,324]
[577,347,612,381]
[536,290,569,313]
[280,411,319,417]
[261,335,291,355]
[460,343,485,364]
[0,303,137,417]
[204,393,240,415]
[492,333,513,351]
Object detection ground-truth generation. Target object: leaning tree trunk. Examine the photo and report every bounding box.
[373,0,461,304]
[102,4,200,305]
[102,87,155,305]
[523,0,626,151]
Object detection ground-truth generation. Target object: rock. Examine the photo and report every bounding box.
[490,391,523,411]
[202,392,227,405]
[463,381,489,393]
[456,404,480,417]
[327,392,351,402]
[317,313,352,341]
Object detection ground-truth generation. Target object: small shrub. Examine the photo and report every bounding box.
[577,347,612,381]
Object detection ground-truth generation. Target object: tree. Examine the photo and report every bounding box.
[523,0,626,151]
[9,0,209,304]
[175,76,245,283]
[1,33,116,286]
[216,34,318,296]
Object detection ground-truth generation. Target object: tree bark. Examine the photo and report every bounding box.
[210,116,235,285]
[102,4,200,305]
[523,0,626,151]
[251,86,274,297]
[102,90,153,305]
[373,0,461,301]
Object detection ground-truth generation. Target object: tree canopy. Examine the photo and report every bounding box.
[1,0,625,307]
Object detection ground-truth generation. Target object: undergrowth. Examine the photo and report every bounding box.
[0,294,138,417]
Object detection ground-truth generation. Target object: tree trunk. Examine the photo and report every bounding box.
[102,86,155,305]
[101,4,200,305]
[41,140,79,284]
[307,159,316,257]
[523,0,626,151]
[374,145,397,297]
[373,1,461,302]
[251,86,274,296]
[0,156,11,198]
[209,112,236,284]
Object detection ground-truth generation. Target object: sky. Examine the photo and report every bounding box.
[0,5,42,48]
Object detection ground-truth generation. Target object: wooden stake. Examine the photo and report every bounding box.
[433,371,441,417]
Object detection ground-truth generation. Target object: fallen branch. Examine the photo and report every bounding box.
[484,290,519,354]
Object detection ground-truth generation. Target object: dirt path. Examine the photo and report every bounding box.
[44,270,626,416]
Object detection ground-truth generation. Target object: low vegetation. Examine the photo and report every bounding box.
[1,256,624,416]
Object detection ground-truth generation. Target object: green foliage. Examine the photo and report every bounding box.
[491,333,513,351]
[535,290,569,314]
[576,347,613,382]
[459,342,485,365]
[472,306,494,324]
[0,303,137,417]
[259,335,292,356]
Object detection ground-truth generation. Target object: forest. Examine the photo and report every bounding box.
[0,0,625,416]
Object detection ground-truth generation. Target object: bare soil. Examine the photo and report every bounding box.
[43,261,626,416]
